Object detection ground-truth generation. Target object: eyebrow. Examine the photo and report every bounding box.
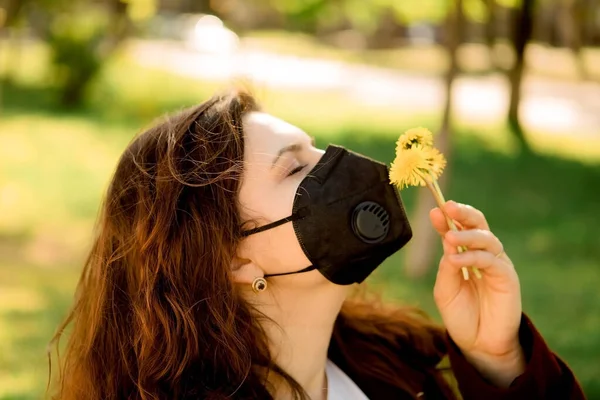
[272,143,303,169]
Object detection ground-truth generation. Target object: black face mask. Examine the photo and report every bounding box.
[242,145,413,285]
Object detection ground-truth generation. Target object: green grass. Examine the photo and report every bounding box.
[1,44,600,399]
[0,264,78,399]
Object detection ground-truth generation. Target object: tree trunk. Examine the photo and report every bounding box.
[538,2,554,44]
[572,0,588,80]
[483,0,497,69]
[404,0,462,279]
[104,0,131,56]
[507,0,534,154]
[581,0,597,46]
[3,0,27,26]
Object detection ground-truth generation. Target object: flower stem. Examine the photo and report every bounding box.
[425,172,481,280]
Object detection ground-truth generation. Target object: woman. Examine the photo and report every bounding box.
[49,89,584,400]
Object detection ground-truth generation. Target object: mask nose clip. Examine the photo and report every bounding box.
[351,201,390,244]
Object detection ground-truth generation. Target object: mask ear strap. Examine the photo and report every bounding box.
[241,214,297,236]
[264,265,316,278]
[241,207,310,237]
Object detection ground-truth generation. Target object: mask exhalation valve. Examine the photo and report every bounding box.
[351,201,390,244]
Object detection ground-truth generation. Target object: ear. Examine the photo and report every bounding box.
[231,256,264,285]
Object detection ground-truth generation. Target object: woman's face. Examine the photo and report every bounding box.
[237,112,326,286]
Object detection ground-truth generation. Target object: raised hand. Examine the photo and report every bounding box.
[430,201,525,387]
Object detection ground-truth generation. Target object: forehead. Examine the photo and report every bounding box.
[243,112,305,154]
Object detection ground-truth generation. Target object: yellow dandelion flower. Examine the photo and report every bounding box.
[396,127,434,151]
[424,147,447,180]
[389,126,480,281]
[389,145,430,189]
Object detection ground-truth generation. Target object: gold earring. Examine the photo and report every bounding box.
[251,277,267,293]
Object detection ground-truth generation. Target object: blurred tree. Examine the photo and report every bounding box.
[367,10,407,49]
[47,10,108,106]
[20,0,156,107]
[0,0,27,27]
[46,0,136,106]
[266,0,330,32]
[507,0,533,153]
[405,0,462,278]
[481,0,499,69]
[0,0,30,111]
[244,0,449,44]
[581,0,600,46]
[556,0,588,79]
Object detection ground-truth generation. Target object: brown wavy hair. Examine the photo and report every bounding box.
[48,89,456,400]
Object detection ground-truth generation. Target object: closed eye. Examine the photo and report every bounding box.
[288,164,307,177]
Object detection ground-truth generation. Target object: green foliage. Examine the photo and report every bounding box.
[342,0,385,34]
[496,0,520,8]
[124,0,157,21]
[261,0,450,33]
[18,0,159,108]
[251,0,518,37]
[266,0,328,30]
[392,0,449,23]
[464,0,489,23]
[269,0,325,14]
[47,9,109,106]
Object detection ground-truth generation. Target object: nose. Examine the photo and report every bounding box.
[310,146,326,166]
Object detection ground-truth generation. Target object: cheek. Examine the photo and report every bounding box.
[240,223,311,273]
[238,168,308,272]
[238,174,298,225]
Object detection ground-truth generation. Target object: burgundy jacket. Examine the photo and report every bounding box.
[331,314,585,399]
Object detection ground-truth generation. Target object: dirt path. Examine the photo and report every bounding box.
[130,40,600,137]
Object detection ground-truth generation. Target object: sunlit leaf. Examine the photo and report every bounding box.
[464,0,488,23]
[124,0,158,21]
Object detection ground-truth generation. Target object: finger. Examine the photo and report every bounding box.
[444,201,490,231]
[433,212,461,256]
[442,237,459,255]
[447,250,512,277]
[430,207,467,237]
[445,229,503,254]
[433,254,463,308]
[430,207,451,236]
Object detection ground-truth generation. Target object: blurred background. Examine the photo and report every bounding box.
[1,0,599,398]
